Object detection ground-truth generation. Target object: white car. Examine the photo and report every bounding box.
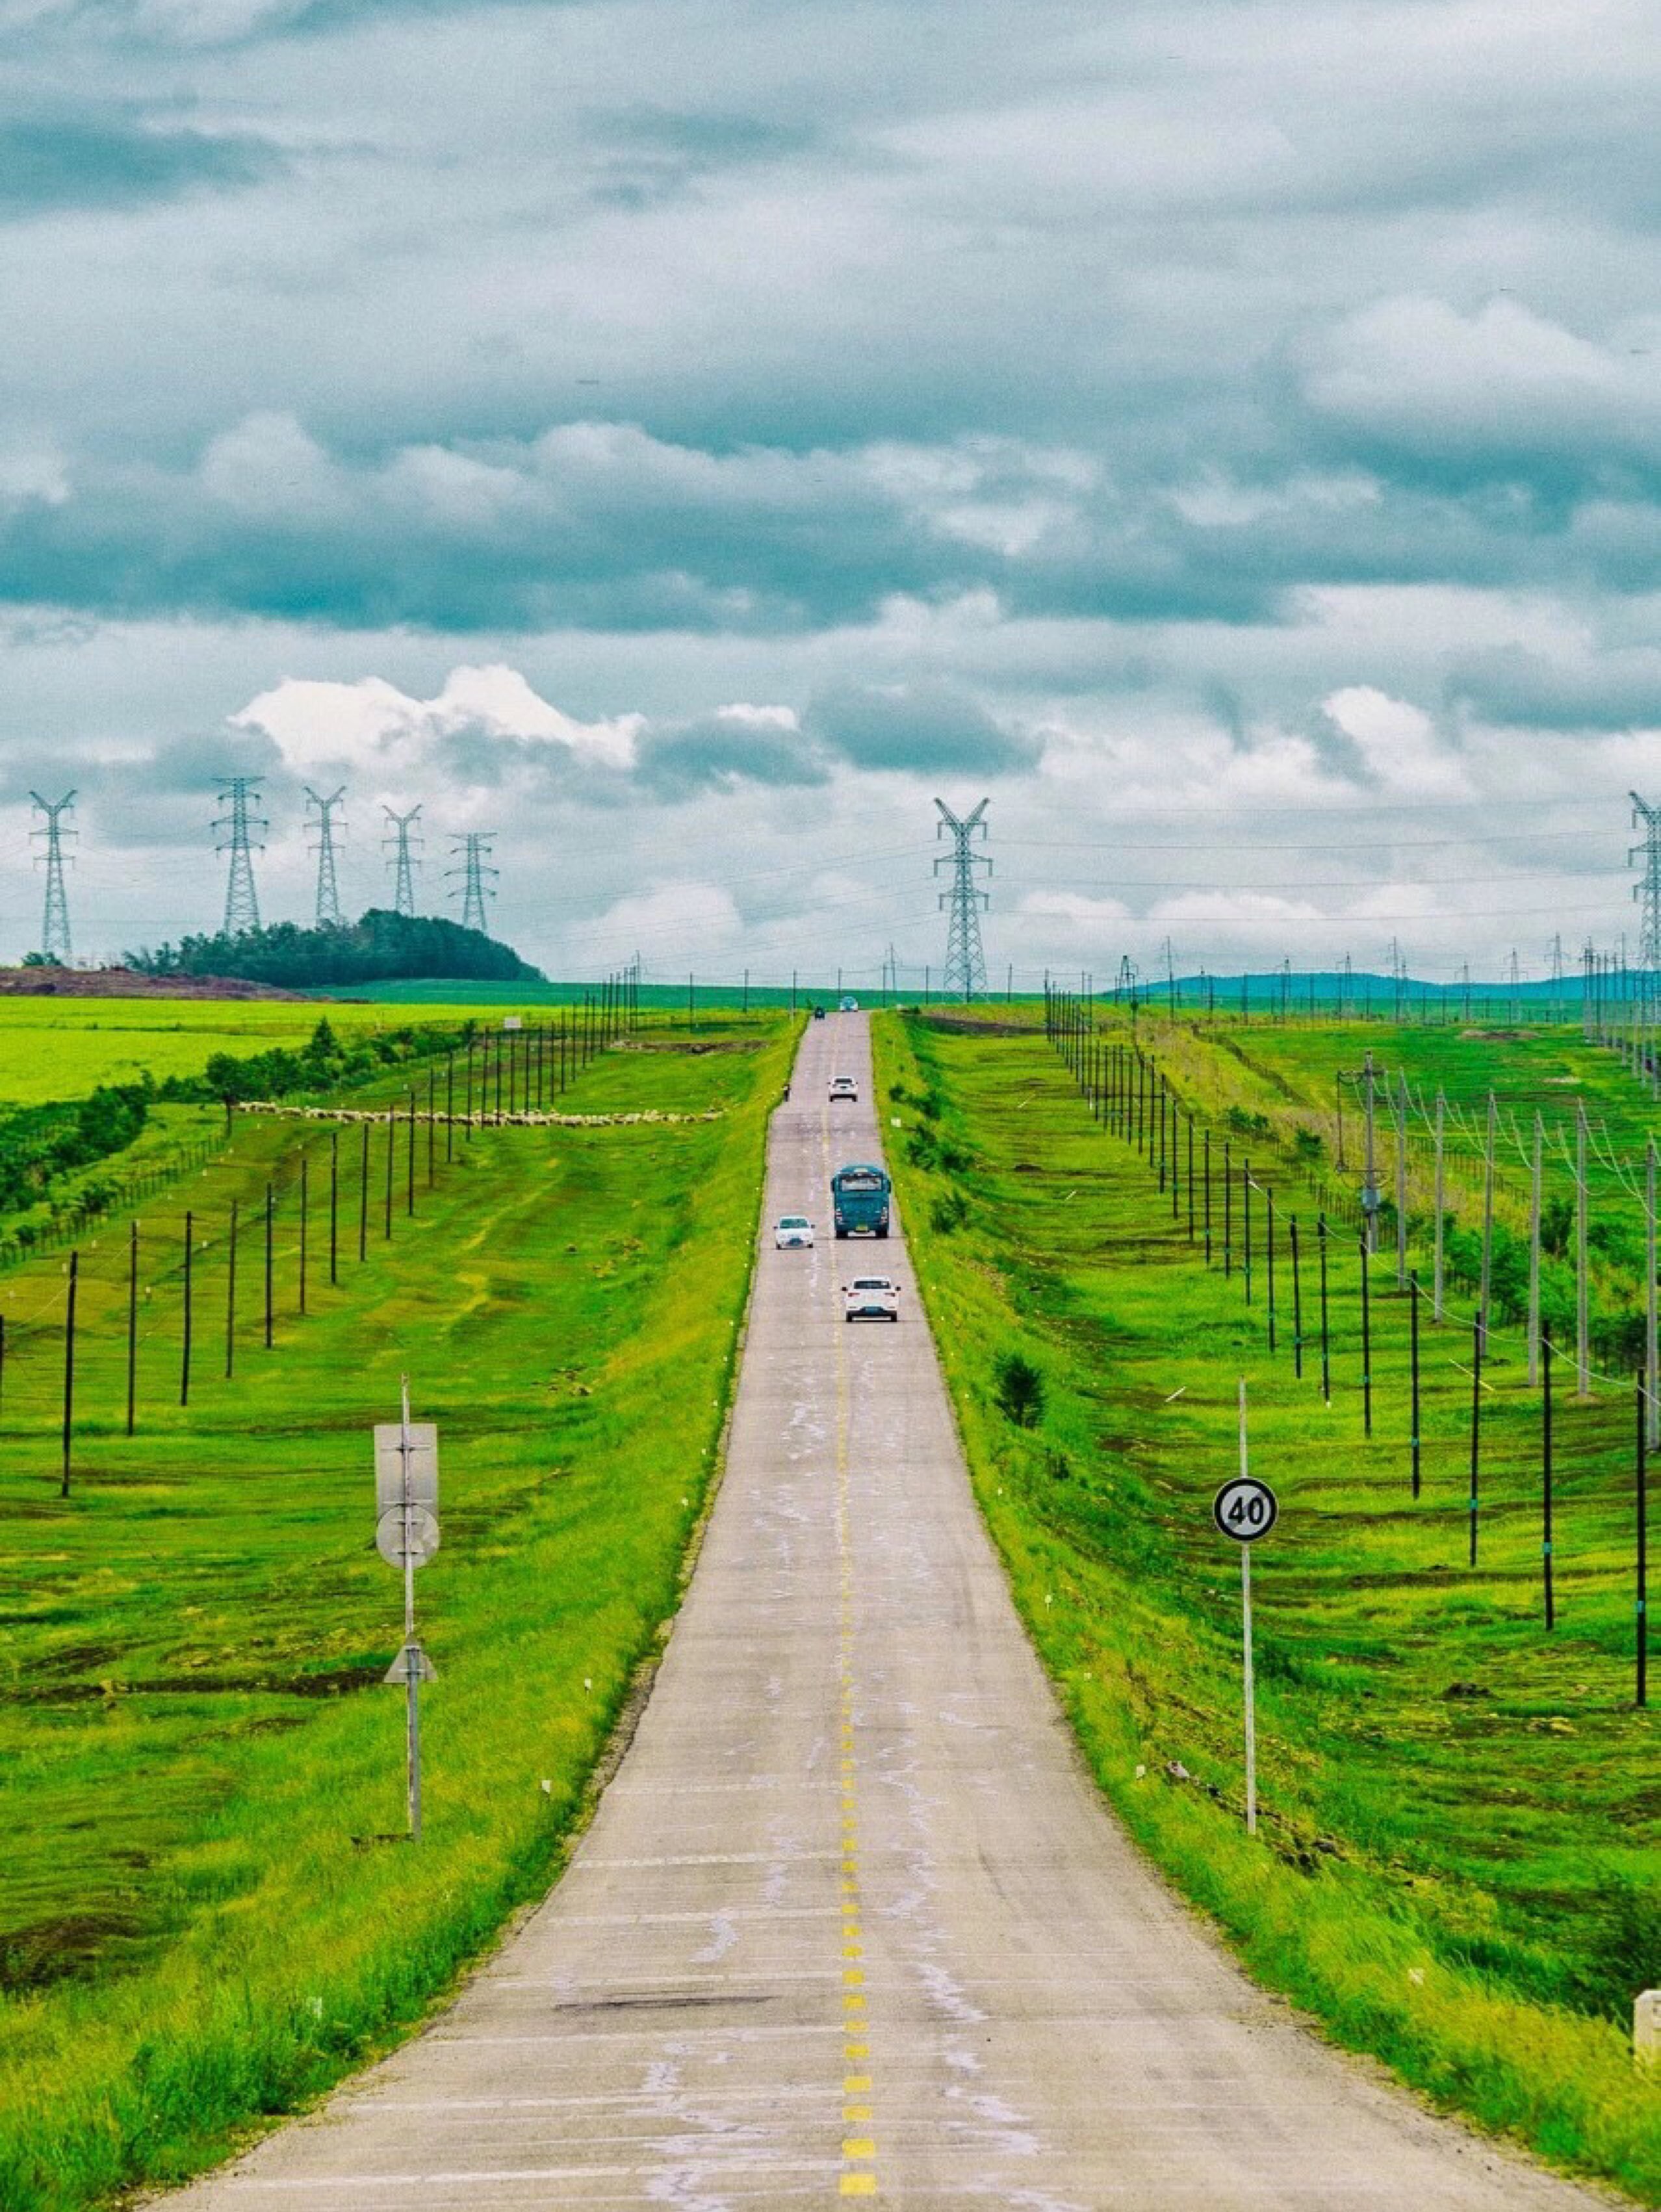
[843,1274,899,1323]
[829,1075,858,1101]
[775,1215,816,1249]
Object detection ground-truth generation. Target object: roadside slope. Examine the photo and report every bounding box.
[874,1007,1656,2204]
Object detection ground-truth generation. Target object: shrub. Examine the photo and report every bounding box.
[1225,1105,1272,1139]
[929,1190,970,1235]
[992,1349,1046,1428]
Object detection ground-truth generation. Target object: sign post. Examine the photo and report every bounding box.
[1212,1380,1278,1836]
[374,1383,439,1839]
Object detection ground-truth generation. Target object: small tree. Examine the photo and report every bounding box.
[993,1350,1046,1428]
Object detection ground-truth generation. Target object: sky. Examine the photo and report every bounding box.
[1,0,1658,987]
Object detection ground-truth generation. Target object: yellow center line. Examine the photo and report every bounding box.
[827,1069,879,2201]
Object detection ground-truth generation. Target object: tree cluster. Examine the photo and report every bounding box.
[126,908,541,987]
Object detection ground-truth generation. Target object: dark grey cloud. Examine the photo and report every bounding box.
[0,108,285,219]
[806,682,1039,776]
[6,407,1657,640]
[78,725,293,847]
[1447,647,1661,733]
[635,714,830,798]
[587,107,824,211]
[146,725,285,792]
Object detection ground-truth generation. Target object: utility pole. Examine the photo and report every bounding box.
[383,805,422,917]
[1361,1048,1380,1251]
[29,790,75,963]
[306,786,347,929]
[446,832,498,935]
[934,797,991,999]
[214,777,266,936]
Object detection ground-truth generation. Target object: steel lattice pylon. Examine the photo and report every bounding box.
[383,804,422,916]
[30,790,76,964]
[446,831,498,935]
[214,778,267,936]
[306,786,348,929]
[934,797,991,999]
[1630,791,1661,971]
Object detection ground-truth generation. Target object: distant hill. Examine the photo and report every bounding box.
[126,909,543,989]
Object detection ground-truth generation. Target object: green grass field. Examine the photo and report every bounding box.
[0,1010,794,2211]
[0,997,615,1107]
[877,1010,1659,2204]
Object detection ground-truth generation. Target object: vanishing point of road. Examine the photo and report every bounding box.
[168,1014,1605,2209]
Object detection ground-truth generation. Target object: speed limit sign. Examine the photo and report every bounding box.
[1213,1476,1278,1543]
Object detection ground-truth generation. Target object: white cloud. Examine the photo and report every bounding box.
[1322,685,1473,799]
[573,879,743,960]
[1302,297,1661,461]
[1020,890,1133,927]
[231,664,642,783]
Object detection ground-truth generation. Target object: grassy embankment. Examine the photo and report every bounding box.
[0,1009,794,2211]
[875,1009,1658,2205]
[0,997,500,1107]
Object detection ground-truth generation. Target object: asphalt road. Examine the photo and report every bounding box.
[168,1012,1605,2209]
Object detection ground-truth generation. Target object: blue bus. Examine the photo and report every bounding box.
[831,1163,891,1239]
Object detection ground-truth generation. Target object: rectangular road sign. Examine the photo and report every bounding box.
[374,1423,439,1514]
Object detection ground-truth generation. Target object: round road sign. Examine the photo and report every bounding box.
[1212,1476,1278,1543]
[376,1504,440,1569]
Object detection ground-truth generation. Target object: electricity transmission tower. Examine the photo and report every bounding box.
[934,798,990,999]
[447,832,498,934]
[1630,792,1661,971]
[306,786,347,929]
[30,790,75,963]
[214,778,267,935]
[383,805,422,916]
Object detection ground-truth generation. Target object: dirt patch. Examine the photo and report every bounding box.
[0,966,321,1001]
[916,1014,1031,1036]
[615,1038,764,1055]
[0,1910,148,1993]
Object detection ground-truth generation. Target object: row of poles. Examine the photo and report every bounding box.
[1044,986,1650,1708]
[8,980,638,1502]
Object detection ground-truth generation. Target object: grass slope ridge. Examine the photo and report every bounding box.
[0,1018,794,2211]
[874,1010,1658,2206]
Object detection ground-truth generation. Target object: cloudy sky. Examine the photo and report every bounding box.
[1,0,1658,985]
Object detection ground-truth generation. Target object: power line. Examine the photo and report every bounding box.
[29,790,76,963]
[212,778,266,937]
[998,828,1629,854]
[305,786,347,930]
[1014,867,1627,892]
[934,797,991,999]
[383,805,422,918]
[446,832,498,935]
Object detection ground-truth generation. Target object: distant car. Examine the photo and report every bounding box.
[829,1075,858,1101]
[843,1274,899,1323]
[812,1005,827,1020]
[775,1215,815,1249]
[839,996,859,1012]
